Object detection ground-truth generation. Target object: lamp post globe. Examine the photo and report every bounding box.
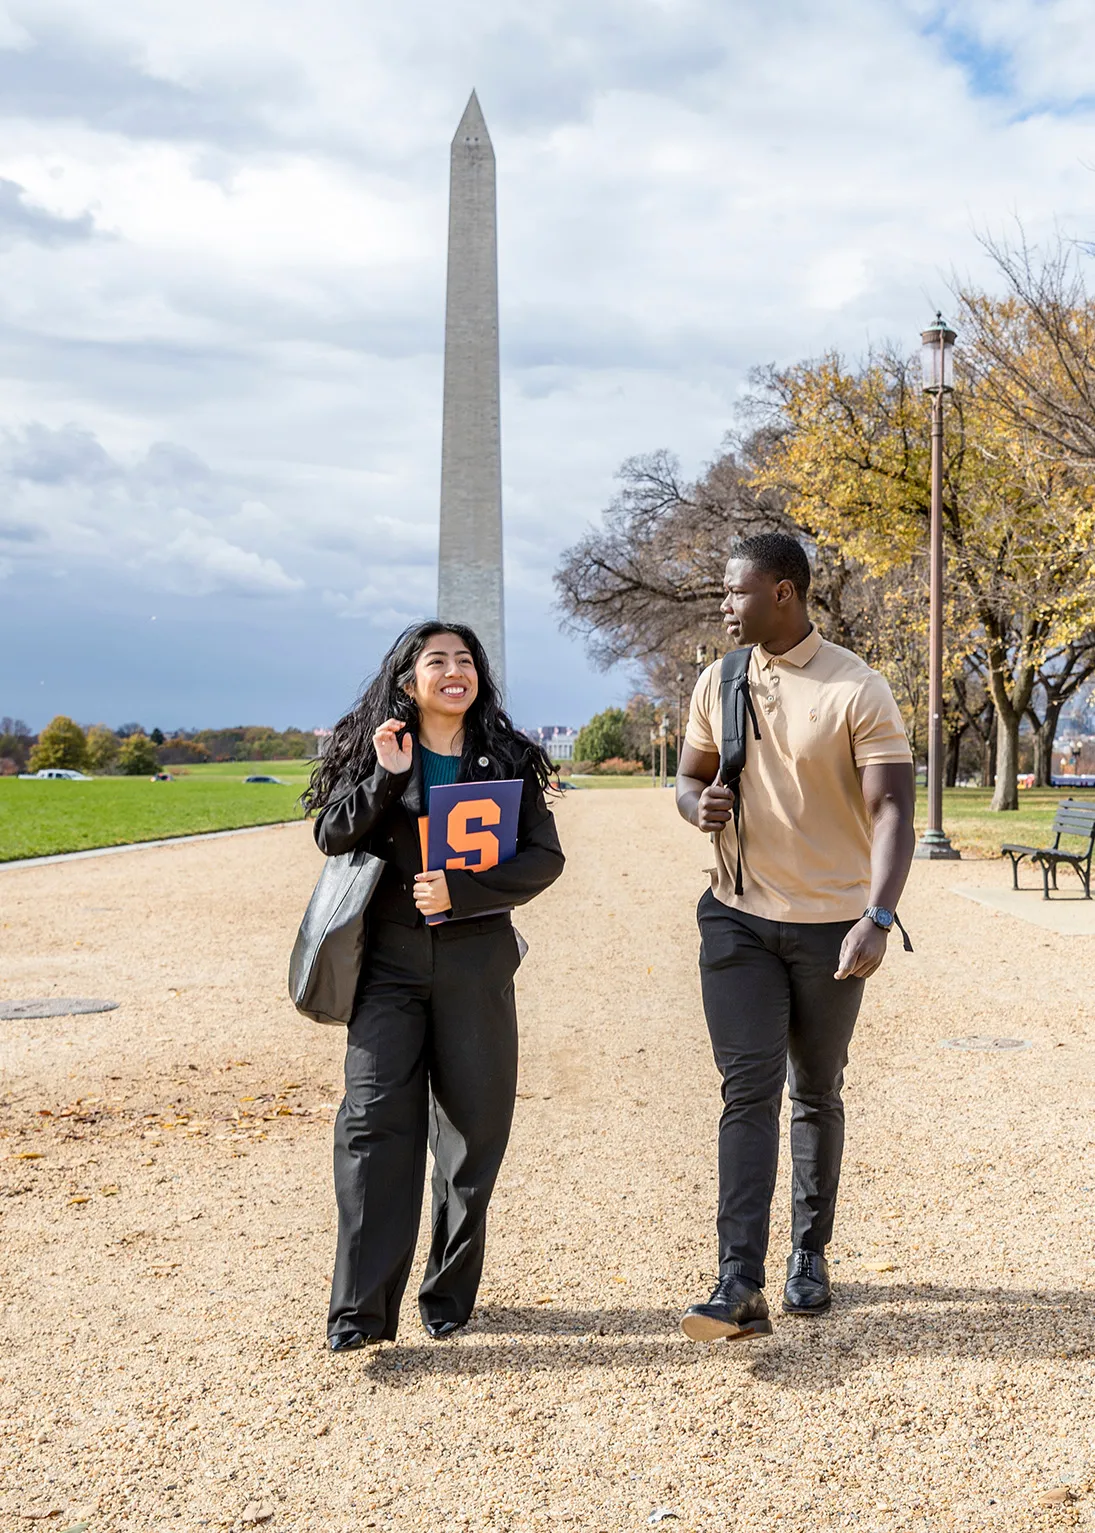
[920,313,956,394]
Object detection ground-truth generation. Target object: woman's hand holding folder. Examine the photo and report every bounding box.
[413,869,452,917]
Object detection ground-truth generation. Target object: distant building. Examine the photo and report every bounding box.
[1055,733,1095,787]
[527,725,578,762]
[314,728,333,758]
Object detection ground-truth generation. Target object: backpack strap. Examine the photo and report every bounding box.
[718,646,760,896]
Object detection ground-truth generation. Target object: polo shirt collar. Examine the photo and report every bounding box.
[757,626,822,670]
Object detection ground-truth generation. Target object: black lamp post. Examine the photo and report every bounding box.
[914,313,961,861]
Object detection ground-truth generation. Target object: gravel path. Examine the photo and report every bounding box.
[1,795,1092,1532]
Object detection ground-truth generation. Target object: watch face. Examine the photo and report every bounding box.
[867,906,894,928]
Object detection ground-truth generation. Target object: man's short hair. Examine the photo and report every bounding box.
[728,533,811,600]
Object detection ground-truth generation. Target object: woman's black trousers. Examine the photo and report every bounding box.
[327,917,521,1342]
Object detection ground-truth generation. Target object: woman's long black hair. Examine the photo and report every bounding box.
[303,620,554,814]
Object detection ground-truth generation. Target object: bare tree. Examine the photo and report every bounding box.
[554,433,874,678]
[1025,634,1095,785]
[955,228,1095,467]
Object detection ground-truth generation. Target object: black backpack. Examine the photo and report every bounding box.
[719,646,761,896]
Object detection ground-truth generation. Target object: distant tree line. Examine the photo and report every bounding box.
[0,716,316,776]
[555,232,1095,810]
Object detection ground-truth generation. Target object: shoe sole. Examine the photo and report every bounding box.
[680,1314,774,1343]
[781,1298,832,1316]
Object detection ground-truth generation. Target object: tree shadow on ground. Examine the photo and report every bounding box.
[361,1285,1094,1389]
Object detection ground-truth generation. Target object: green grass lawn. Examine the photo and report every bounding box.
[0,766,309,862]
[567,774,661,790]
[179,759,314,781]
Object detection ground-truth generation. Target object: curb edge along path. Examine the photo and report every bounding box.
[0,820,305,872]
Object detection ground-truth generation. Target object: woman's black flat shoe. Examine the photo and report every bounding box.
[328,1331,372,1352]
[423,1318,466,1340]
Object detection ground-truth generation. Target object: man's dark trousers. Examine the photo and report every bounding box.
[328,917,521,1342]
[697,889,866,1288]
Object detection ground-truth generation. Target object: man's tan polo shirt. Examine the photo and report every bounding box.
[685,628,912,923]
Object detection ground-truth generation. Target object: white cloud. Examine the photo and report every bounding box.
[2,0,1095,726]
[154,526,303,594]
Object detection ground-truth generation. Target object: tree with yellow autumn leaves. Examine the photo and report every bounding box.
[749,308,1095,810]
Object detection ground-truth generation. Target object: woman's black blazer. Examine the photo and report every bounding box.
[313,748,565,928]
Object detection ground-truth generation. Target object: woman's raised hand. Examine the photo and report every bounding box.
[373,718,414,775]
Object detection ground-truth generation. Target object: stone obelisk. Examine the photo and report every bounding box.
[437,91,505,690]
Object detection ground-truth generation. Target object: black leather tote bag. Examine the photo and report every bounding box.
[288,848,386,1025]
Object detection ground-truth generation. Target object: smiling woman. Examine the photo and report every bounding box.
[301,619,565,1349]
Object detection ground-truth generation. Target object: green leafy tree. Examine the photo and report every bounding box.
[575,708,630,765]
[118,733,160,775]
[86,724,120,773]
[28,716,89,773]
[150,727,165,746]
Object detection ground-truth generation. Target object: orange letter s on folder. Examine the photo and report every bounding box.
[445,797,501,870]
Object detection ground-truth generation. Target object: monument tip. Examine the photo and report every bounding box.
[453,89,491,149]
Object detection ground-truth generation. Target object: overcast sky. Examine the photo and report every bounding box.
[2,0,1094,734]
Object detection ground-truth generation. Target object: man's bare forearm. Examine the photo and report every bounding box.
[867,801,916,911]
[860,763,916,912]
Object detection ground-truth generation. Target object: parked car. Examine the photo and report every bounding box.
[18,768,93,780]
[243,774,283,784]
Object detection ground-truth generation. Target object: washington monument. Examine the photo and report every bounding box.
[437,91,505,689]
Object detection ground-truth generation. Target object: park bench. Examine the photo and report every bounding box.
[1001,798,1095,900]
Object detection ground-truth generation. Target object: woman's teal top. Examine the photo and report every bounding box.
[421,747,462,797]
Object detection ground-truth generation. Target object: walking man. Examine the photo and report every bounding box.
[675,533,915,1340]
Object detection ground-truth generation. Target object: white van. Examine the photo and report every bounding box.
[18,769,93,780]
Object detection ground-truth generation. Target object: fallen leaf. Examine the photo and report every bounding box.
[1037,1488,1074,1507]
[21,1511,63,1521]
[100,1185,119,1196]
[241,1503,275,1525]
[313,1423,329,1438]
[67,1196,90,1206]
[533,1295,555,1304]
[864,1259,896,1272]
[12,1152,44,1161]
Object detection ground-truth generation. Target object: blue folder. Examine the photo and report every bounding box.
[423,779,522,926]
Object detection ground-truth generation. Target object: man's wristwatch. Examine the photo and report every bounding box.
[863,906,894,933]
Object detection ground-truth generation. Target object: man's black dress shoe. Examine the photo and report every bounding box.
[423,1318,466,1340]
[680,1276,773,1342]
[782,1249,832,1315]
[328,1331,374,1352]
